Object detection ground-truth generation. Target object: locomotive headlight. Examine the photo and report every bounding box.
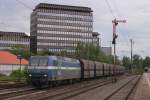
[29,74,32,77]
[44,74,47,77]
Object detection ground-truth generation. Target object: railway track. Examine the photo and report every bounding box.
[0,86,36,99]
[45,79,111,100]
[0,81,27,89]
[46,76,137,100]
[0,75,130,100]
[104,75,141,100]
[4,78,111,100]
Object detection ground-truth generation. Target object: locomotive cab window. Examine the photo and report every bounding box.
[39,57,48,66]
[30,57,39,66]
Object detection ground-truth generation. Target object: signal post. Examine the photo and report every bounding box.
[112,19,126,82]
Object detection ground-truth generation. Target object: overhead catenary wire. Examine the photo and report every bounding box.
[104,0,130,46]
[0,22,27,32]
[111,0,122,18]
[104,0,116,18]
[117,26,130,45]
[0,0,32,32]
[15,0,32,10]
[108,0,131,44]
[104,0,145,57]
[103,0,133,60]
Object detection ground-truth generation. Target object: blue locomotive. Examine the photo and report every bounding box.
[28,56,124,87]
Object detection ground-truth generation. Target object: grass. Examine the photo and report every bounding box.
[0,69,27,82]
[0,75,13,81]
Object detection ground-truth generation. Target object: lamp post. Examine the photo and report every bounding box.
[17,55,22,72]
[17,54,22,81]
[17,48,23,81]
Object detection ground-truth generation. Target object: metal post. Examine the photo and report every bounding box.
[130,39,133,73]
[113,41,117,82]
[112,19,126,82]
[17,54,22,81]
[17,48,22,81]
[87,25,89,78]
[113,42,116,65]
[112,20,117,83]
[20,58,22,72]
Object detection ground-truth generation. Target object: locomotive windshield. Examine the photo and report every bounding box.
[30,57,39,66]
[29,56,48,66]
[39,57,48,66]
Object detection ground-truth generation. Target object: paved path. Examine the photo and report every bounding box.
[132,73,150,100]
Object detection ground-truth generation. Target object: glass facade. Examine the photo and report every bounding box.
[30,3,99,54]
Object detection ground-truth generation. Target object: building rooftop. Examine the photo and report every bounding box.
[34,3,93,12]
[0,31,29,37]
[0,51,28,65]
[92,32,100,36]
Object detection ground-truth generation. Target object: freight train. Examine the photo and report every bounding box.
[28,56,125,87]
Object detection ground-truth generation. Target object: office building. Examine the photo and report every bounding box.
[30,3,99,54]
[0,31,30,50]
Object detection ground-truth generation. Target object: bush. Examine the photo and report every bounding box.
[0,73,6,77]
[0,74,10,81]
[10,69,28,81]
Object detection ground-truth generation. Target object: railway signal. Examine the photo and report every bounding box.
[112,19,126,82]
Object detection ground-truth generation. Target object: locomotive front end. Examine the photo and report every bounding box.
[28,56,49,87]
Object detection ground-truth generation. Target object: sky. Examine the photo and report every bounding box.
[0,0,150,58]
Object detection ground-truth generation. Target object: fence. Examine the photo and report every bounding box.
[0,64,28,76]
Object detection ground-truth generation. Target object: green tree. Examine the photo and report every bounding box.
[106,55,114,64]
[122,56,131,69]
[37,50,54,56]
[74,43,120,64]
[74,42,87,59]
[142,56,150,68]
[133,55,143,68]
[132,54,143,73]
[10,44,31,60]
[10,68,27,81]
[58,50,67,57]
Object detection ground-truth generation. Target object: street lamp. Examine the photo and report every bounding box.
[17,54,22,72]
[17,49,23,81]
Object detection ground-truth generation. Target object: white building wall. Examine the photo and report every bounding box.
[101,47,112,56]
[0,64,27,76]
